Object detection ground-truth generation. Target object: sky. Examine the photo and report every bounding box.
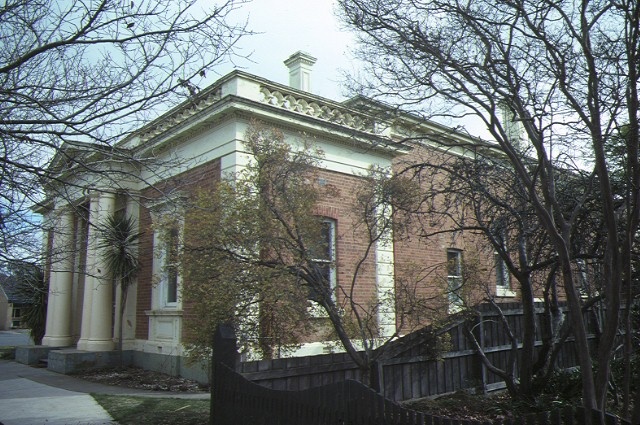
[210,0,493,140]
[216,0,358,101]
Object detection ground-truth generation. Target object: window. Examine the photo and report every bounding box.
[309,219,336,302]
[495,252,510,289]
[447,249,463,311]
[576,259,592,298]
[164,226,179,304]
[490,221,513,296]
[153,218,181,308]
[12,308,21,318]
[150,195,185,310]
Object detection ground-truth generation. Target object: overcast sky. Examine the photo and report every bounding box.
[216,0,358,101]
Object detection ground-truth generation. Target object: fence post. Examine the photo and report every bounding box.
[210,323,237,425]
[371,360,384,394]
[473,311,488,395]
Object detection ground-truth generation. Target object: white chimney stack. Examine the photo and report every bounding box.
[284,51,317,92]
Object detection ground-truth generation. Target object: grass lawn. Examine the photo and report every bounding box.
[93,394,209,425]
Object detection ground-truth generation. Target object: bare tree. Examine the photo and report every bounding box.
[398,142,606,401]
[338,0,640,420]
[0,0,250,265]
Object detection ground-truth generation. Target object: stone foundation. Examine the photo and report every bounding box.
[16,346,209,383]
[15,346,57,365]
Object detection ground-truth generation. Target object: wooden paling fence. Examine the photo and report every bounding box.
[211,325,630,425]
[377,303,594,400]
[214,363,413,425]
[237,303,596,401]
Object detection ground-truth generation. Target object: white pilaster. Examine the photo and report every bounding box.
[43,208,76,347]
[77,191,116,351]
[376,210,397,338]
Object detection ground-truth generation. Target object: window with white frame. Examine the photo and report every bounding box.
[164,225,179,304]
[495,252,510,290]
[447,249,463,310]
[154,218,182,308]
[491,221,513,296]
[308,219,336,302]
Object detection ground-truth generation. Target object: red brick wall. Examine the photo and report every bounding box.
[392,145,517,328]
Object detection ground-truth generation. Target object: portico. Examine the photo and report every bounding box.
[42,190,118,352]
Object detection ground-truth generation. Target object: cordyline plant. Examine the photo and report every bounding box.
[99,213,141,352]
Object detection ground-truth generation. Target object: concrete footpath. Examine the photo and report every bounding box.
[0,330,209,425]
[0,360,117,425]
[0,360,210,425]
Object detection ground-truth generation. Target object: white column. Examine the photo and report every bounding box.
[71,212,88,341]
[77,191,116,351]
[43,207,76,347]
[76,263,94,350]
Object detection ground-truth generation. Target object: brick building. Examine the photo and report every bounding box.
[35,52,515,379]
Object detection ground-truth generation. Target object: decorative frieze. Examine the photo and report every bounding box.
[259,86,376,133]
[138,88,222,143]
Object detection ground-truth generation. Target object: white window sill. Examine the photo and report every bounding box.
[145,309,183,317]
[496,287,516,297]
[306,301,343,318]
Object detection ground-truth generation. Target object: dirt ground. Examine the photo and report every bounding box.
[75,367,515,422]
[75,367,209,393]
[403,391,521,422]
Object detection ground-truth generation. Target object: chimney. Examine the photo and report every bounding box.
[500,101,524,150]
[284,51,317,92]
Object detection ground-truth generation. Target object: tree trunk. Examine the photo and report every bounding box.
[519,278,537,396]
[559,254,597,417]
